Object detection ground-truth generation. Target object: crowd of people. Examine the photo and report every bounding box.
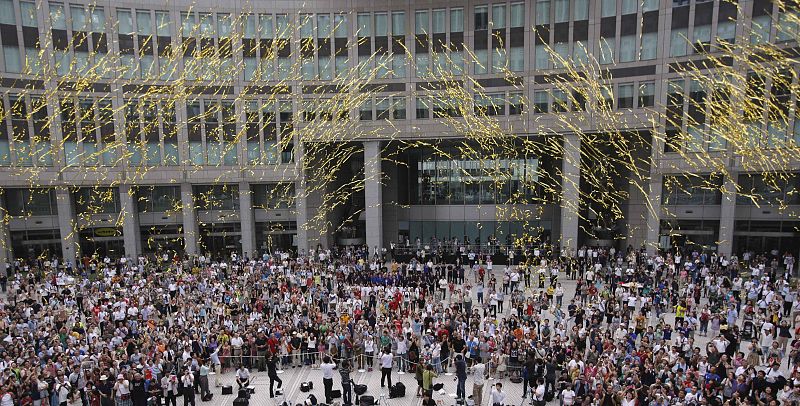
[0,243,797,406]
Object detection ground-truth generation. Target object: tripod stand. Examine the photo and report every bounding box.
[518,384,535,406]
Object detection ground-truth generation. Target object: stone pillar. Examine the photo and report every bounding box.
[0,211,10,268]
[120,185,141,258]
[55,189,78,265]
[295,177,309,255]
[181,183,198,256]
[559,134,580,255]
[645,173,663,254]
[717,173,737,257]
[239,182,255,259]
[364,141,383,255]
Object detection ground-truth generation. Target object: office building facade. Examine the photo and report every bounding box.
[0,0,798,263]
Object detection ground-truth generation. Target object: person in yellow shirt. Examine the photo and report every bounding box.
[675,301,687,326]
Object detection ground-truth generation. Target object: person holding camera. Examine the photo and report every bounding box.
[160,374,179,406]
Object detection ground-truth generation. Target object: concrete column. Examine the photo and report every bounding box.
[239,182,255,258]
[717,173,737,257]
[0,212,10,268]
[559,134,580,255]
[645,173,663,255]
[55,189,78,265]
[119,185,141,258]
[364,141,383,255]
[295,178,309,255]
[181,183,198,256]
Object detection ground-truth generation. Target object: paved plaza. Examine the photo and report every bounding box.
[158,268,748,406]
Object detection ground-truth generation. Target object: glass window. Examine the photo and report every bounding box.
[432,9,445,33]
[573,40,588,65]
[199,13,213,36]
[509,46,524,71]
[259,14,274,38]
[551,89,568,112]
[622,0,637,14]
[671,28,688,56]
[415,10,429,34]
[155,11,169,36]
[474,5,488,30]
[71,6,86,31]
[276,14,289,37]
[554,0,568,23]
[357,13,372,36]
[317,15,331,38]
[717,20,736,42]
[492,4,506,29]
[536,0,550,25]
[450,8,463,32]
[599,37,615,64]
[553,42,568,67]
[535,45,549,68]
[509,92,524,115]
[392,11,406,35]
[360,98,373,120]
[375,12,388,36]
[392,96,406,119]
[474,49,488,74]
[392,54,406,77]
[181,12,194,37]
[0,2,12,26]
[415,53,429,77]
[619,35,636,62]
[618,83,634,108]
[492,48,507,72]
[416,97,429,119]
[638,82,655,107]
[751,15,771,44]
[693,25,711,48]
[640,32,657,60]
[777,11,798,42]
[643,0,659,12]
[574,0,589,20]
[20,2,37,27]
[300,14,314,37]
[136,11,152,35]
[50,3,66,29]
[601,0,616,18]
[510,3,524,27]
[334,14,348,37]
[118,9,133,34]
[3,46,21,72]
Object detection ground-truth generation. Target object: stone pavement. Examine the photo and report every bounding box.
[93,269,773,406]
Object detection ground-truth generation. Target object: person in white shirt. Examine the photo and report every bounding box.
[113,374,132,406]
[161,374,180,406]
[379,348,394,388]
[181,370,195,406]
[472,360,486,406]
[490,382,506,406]
[235,365,250,389]
[561,385,576,405]
[396,335,408,373]
[209,347,222,387]
[533,378,546,404]
[55,375,71,406]
[320,356,336,404]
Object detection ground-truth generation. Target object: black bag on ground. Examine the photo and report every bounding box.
[238,389,250,399]
[233,397,249,406]
[510,376,522,383]
[432,382,444,391]
[544,390,554,402]
[305,394,318,405]
[202,393,213,402]
[301,382,313,392]
[331,389,342,399]
[389,382,405,398]
[221,385,233,395]
[359,395,375,406]
[353,382,368,395]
